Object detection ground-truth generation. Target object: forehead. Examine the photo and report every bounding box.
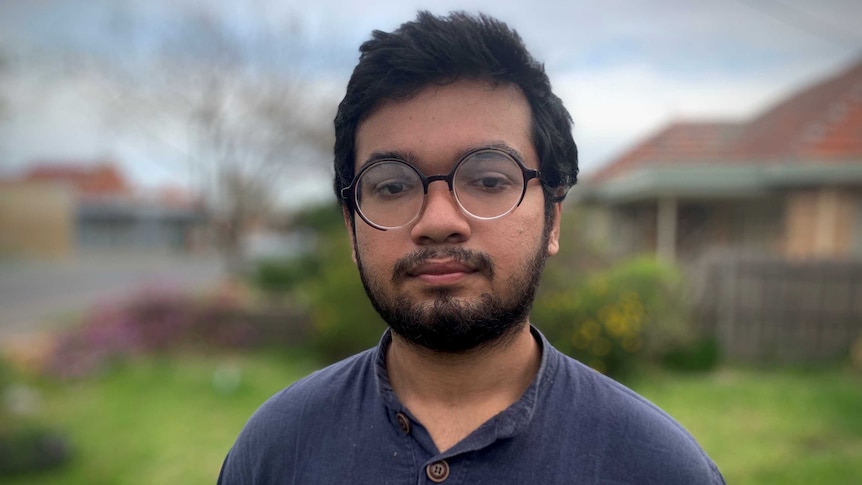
[355,80,536,170]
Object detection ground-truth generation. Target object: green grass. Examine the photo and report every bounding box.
[631,367,862,485]
[4,355,862,484]
[2,351,318,485]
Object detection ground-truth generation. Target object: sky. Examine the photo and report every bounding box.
[0,0,860,208]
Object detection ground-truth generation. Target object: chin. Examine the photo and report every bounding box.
[382,292,530,354]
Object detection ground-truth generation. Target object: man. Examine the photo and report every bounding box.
[218,11,725,484]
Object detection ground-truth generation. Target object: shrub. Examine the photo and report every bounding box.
[851,332,862,373]
[0,427,71,477]
[0,356,72,476]
[252,256,320,297]
[285,203,389,363]
[42,284,303,379]
[660,337,720,372]
[534,256,694,377]
[306,233,386,363]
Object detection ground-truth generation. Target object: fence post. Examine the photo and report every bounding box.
[716,257,738,360]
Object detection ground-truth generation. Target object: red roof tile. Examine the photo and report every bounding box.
[590,122,740,183]
[590,56,862,182]
[22,162,130,196]
[731,58,862,161]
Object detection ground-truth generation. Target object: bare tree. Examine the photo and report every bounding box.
[0,43,20,164]
[0,47,9,159]
[188,72,334,271]
[83,3,338,272]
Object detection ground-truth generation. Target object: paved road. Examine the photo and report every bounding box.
[0,251,225,340]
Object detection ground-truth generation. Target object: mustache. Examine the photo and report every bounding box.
[392,247,494,282]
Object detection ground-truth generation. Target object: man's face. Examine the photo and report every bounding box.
[347,80,561,353]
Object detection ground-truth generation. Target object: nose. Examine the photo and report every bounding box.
[410,180,471,244]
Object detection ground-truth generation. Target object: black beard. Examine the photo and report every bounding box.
[355,230,551,354]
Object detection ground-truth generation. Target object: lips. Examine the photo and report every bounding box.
[407,260,475,285]
[408,260,474,277]
[392,247,494,283]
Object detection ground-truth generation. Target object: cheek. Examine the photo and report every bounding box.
[354,230,400,268]
[489,221,542,263]
[354,234,374,264]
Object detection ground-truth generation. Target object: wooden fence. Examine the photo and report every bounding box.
[690,256,862,364]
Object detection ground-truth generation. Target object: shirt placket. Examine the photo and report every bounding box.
[390,408,470,485]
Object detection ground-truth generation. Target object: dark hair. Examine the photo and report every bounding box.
[333,11,578,217]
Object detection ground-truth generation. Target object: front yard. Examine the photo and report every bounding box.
[3,352,861,484]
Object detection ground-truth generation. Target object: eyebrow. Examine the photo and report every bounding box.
[363,150,418,166]
[360,142,528,169]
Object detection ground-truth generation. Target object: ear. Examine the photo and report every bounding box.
[342,205,358,264]
[547,203,561,256]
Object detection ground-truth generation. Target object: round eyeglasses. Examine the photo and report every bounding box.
[341,148,540,230]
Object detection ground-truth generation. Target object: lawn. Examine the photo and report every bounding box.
[2,351,319,485]
[3,353,861,484]
[631,366,862,485]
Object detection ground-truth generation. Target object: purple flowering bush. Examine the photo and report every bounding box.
[43,283,306,379]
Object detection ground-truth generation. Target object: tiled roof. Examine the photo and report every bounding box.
[590,57,862,183]
[22,162,130,196]
[731,58,862,161]
[18,162,205,211]
[589,122,740,183]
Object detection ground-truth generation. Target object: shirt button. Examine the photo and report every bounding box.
[426,460,450,483]
[396,412,411,434]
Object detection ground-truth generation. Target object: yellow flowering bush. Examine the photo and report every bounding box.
[534,256,690,377]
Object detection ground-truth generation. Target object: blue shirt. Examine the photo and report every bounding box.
[218,327,725,484]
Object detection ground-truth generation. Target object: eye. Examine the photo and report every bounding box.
[467,172,515,192]
[373,179,416,197]
[456,150,524,196]
[358,161,421,200]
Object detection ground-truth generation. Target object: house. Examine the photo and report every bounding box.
[0,177,76,258]
[0,161,208,257]
[576,57,862,264]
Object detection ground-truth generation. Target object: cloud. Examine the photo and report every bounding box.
[1,0,860,195]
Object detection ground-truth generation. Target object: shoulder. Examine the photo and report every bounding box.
[552,353,688,434]
[545,347,691,436]
[245,347,375,435]
[218,349,377,484]
[543,349,725,483]
[264,347,376,409]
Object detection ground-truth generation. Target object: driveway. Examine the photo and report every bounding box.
[0,251,225,340]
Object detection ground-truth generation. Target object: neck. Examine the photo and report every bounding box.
[386,322,541,408]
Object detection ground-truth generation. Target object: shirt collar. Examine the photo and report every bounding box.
[373,326,559,453]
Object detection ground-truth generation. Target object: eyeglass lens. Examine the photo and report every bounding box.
[355,150,526,229]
